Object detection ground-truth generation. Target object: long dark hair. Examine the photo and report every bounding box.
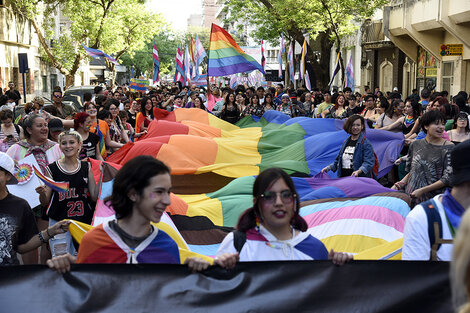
[140,97,153,118]
[236,168,307,233]
[453,112,470,133]
[386,99,403,118]
[404,96,421,120]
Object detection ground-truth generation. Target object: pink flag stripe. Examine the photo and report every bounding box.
[302,205,405,232]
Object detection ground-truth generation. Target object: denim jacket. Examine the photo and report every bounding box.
[328,132,376,178]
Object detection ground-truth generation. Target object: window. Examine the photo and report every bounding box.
[42,76,48,92]
[441,61,453,94]
[50,74,57,93]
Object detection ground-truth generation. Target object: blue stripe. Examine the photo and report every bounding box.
[187,244,220,256]
[209,54,263,70]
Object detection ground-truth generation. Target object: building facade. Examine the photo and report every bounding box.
[0,3,92,102]
[384,0,470,95]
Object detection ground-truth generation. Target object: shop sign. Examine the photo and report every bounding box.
[426,68,438,77]
[440,44,463,56]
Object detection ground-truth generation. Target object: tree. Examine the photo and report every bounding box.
[222,0,387,89]
[9,0,165,87]
[119,28,184,80]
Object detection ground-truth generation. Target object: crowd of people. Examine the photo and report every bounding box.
[1,80,470,311]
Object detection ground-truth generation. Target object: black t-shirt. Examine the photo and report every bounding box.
[350,105,363,115]
[46,161,94,224]
[341,139,357,177]
[79,132,100,160]
[127,110,137,129]
[109,220,154,249]
[0,193,37,265]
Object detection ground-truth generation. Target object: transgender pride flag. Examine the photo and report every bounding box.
[288,42,294,85]
[278,35,285,78]
[346,54,355,91]
[153,42,160,84]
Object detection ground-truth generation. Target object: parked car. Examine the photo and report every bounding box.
[62,85,96,112]
[12,96,52,121]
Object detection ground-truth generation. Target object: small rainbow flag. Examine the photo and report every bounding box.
[33,165,69,193]
[208,24,265,77]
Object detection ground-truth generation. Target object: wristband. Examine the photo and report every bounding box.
[38,231,47,244]
[46,227,52,239]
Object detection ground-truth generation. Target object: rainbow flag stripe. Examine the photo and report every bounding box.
[33,165,69,193]
[208,24,265,77]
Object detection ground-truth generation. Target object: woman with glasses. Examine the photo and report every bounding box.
[361,94,378,127]
[448,113,470,145]
[215,168,352,266]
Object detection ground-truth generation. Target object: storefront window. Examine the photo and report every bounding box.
[416,47,437,92]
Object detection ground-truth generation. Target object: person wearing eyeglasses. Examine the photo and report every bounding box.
[215,168,352,267]
[43,87,76,119]
[448,113,470,145]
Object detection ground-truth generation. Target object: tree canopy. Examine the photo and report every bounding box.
[222,0,387,88]
[9,0,166,86]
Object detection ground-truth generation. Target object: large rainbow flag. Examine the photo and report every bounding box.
[108,109,404,193]
[69,110,411,261]
[75,157,411,260]
[208,24,265,77]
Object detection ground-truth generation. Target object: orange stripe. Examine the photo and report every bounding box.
[210,26,244,55]
[174,108,210,124]
[156,135,218,174]
[183,121,222,138]
[167,194,189,215]
[135,112,145,134]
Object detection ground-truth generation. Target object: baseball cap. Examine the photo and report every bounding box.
[48,118,64,132]
[0,152,18,185]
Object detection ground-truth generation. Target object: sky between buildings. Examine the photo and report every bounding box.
[147,0,203,32]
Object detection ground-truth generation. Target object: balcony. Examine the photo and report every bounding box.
[361,20,394,50]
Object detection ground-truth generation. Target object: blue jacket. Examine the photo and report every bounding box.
[328,132,376,179]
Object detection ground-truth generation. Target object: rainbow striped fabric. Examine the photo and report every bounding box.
[208,24,265,77]
[70,109,410,261]
[33,165,69,193]
[84,157,410,259]
[107,108,404,193]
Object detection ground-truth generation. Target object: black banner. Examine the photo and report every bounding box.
[0,261,451,312]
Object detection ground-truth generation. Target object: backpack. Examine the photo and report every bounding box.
[420,198,453,261]
[361,137,379,178]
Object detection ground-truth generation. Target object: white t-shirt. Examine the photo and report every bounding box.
[342,144,355,170]
[402,194,453,261]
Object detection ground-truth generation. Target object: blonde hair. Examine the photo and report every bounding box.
[58,130,83,144]
[451,209,470,313]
